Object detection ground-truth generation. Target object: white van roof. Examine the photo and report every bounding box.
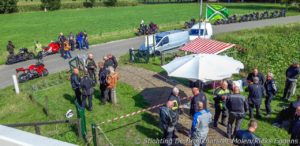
[191,22,212,29]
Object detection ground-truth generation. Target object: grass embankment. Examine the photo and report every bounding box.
[0,3,299,64]
[0,71,160,146]
[119,23,300,146]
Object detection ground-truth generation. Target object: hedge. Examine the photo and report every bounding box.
[17,1,139,12]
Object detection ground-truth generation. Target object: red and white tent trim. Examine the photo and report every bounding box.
[180,38,235,54]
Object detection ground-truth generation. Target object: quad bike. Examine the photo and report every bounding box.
[6,48,35,65]
[43,41,60,56]
[16,63,49,83]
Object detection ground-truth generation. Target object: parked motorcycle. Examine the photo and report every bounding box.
[43,41,60,56]
[184,18,196,29]
[136,22,159,36]
[6,48,35,65]
[16,63,49,83]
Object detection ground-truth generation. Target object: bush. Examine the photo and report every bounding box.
[40,0,61,11]
[0,0,18,14]
[104,0,117,6]
[83,0,95,8]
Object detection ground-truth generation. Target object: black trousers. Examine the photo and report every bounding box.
[100,84,109,103]
[74,88,82,106]
[214,106,228,125]
[82,94,92,111]
[162,129,174,146]
[69,40,75,51]
[88,70,96,82]
[265,93,274,114]
[227,113,243,136]
[249,103,261,118]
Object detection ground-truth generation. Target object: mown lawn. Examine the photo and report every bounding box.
[0,3,298,64]
[0,71,161,146]
[119,23,300,146]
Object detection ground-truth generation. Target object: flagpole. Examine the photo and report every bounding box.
[203,3,207,38]
[198,0,203,38]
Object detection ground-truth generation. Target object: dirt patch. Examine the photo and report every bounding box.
[118,65,233,146]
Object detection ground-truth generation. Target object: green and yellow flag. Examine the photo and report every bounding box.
[206,4,229,21]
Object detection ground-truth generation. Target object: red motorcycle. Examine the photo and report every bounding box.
[43,41,60,55]
[16,63,49,83]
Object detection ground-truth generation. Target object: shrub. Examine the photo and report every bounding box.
[104,0,117,6]
[83,0,95,8]
[40,0,61,11]
[0,0,18,14]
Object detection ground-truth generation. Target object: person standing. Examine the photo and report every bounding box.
[80,73,94,111]
[106,66,119,104]
[213,80,231,127]
[86,53,97,82]
[168,87,182,138]
[69,32,75,51]
[63,41,72,59]
[234,120,262,146]
[58,32,66,57]
[70,68,82,106]
[282,61,300,101]
[159,101,177,146]
[76,32,83,50]
[104,56,114,69]
[248,77,264,119]
[83,31,89,49]
[108,54,118,69]
[98,62,109,104]
[7,41,15,56]
[289,106,300,146]
[226,86,248,139]
[190,87,207,117]
[247,68,265,85]
[191,101,212,146]
[264,73,277,117]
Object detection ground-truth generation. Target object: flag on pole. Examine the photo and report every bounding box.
[206,4,229,21]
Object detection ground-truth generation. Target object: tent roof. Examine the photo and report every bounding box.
[180,38,235,54]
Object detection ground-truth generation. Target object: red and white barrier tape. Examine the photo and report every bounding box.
[99,97,189,125]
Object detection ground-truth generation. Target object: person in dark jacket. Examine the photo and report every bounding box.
[104,56,114,69]
[190,87,207,117]
[289,106,300,146]
[98,62,109,104]
[264,73,277,117]
[213,80,231,127]
[282,61,300,101]
[226,86,248,139]
[69,32,75,51]
[58,32,67,57]
[167,87,182,138]
[86,53,97,82]
[7,41,15,55]
[247,68,265,85]
[248,77,264,119]
[234,119,262,146]
[273,95,300,127]
[71,68,82,106]
[80,73,94,111]
[83,31,89,49]
[108,54,118,69]
[160,101,177,146]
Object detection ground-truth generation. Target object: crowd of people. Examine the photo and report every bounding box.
[159,61,300,146]
[70,53,119,111]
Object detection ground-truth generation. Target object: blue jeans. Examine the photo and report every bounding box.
[64,50,72,59]
[77,41,83,50]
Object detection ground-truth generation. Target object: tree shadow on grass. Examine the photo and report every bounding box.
[63,93,75,104]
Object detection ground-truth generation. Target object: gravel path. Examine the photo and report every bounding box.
[119,65,232,146]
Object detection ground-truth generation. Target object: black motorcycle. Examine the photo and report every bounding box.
[184,18,196,29]
[6,48,35,65]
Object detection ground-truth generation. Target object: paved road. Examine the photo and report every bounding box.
[0,15,300,89]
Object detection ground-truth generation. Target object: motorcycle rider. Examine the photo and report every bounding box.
[86,53,97,82]
[69,32,75,51]
[35,41,43,62]
[282,61,300,101]
[58,32,67,57]
[7,41,15,56]
[80,72,95,111]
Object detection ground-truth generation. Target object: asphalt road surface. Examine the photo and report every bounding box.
[0,15,300,89]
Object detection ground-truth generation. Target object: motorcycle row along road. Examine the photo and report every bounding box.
[0,15,300,89]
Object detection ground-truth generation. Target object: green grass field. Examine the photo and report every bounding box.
[0,3,298,64]
[119,23,300,146]
[0,71,161,146]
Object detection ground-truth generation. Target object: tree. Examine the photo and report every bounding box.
[40,0,61,11]
[0,0,18,14]
[281,0,300,11]
[104,0,117,6]
[83,0,95,8]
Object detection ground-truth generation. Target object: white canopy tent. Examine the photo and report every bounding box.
[162,54,244,82]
